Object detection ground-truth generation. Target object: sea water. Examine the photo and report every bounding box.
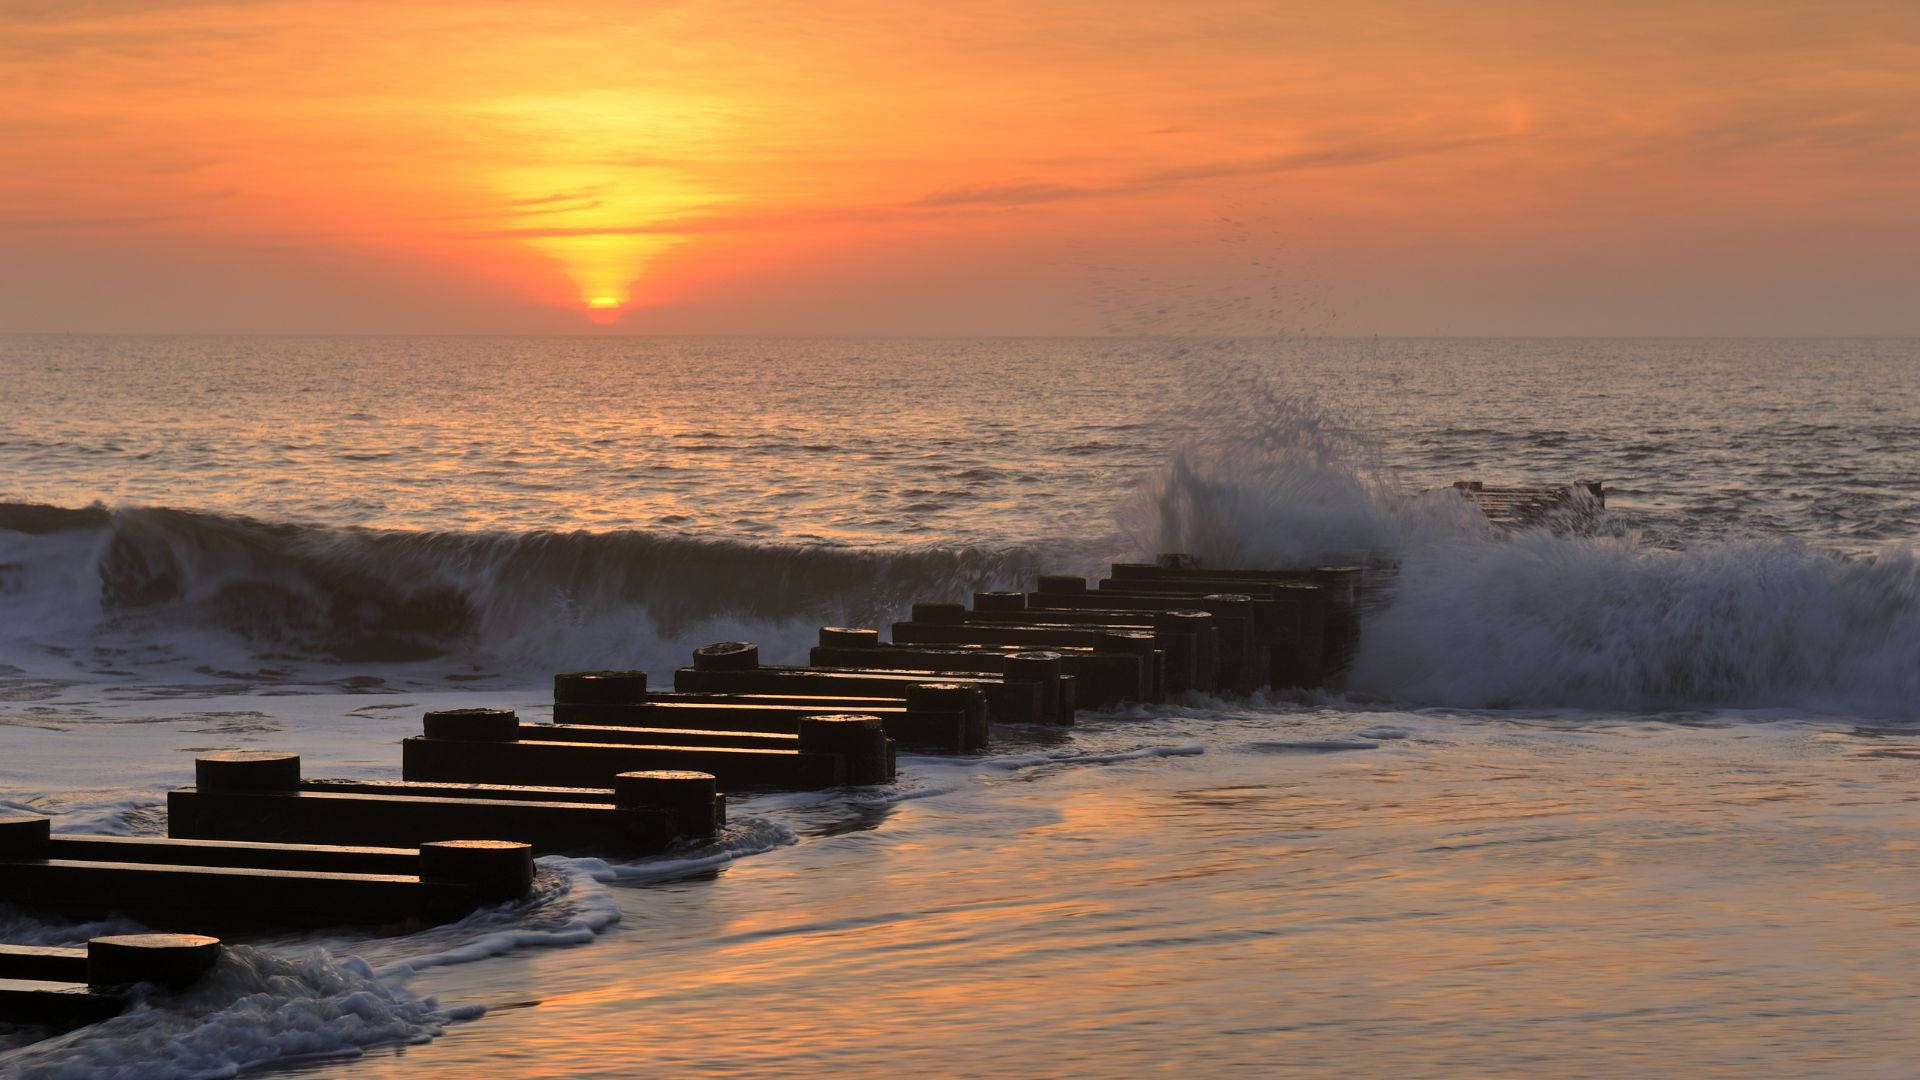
[1,336,1917,1077]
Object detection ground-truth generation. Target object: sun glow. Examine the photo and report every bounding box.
[4,1,1916,334]
[480,91,732,321]
[585,295,622,324]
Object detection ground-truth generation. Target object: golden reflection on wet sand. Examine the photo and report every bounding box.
[337,716,1920,1077]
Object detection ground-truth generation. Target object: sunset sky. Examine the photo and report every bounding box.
[2,0,1915,335]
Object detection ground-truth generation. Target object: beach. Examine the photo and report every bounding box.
[3,335,1918,1077]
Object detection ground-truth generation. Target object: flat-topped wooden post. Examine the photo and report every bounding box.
[1200,593,1260,693]
[1152,609,1214,694]
[86,934,222,989]
[555,669,649,704]
[906,683,989,750]
[1004,651,1070,719]
[417,840,536,903]
[197,750,301,792]
[797,715,892,785]
[424,708,520,741]
[613,770,723,839]
[0,815,51,857]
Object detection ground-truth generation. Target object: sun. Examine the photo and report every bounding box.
[584,296,623,324]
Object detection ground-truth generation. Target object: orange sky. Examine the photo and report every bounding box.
[2,0,1915,334]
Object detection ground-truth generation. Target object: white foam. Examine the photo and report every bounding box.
[1110,383,1920,719]
[1354,531,1920,716]
[1248,738,1381,752]
[369,864,622,981]
[986,743,1205,770]
[556,816,798,886]
[0,946,469,1078]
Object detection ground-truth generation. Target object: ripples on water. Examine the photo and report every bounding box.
[4,336,1916,547]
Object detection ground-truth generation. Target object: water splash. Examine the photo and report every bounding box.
[1115,372,1920,717]
[1353,530,1920,716]
[1115,375,1485,567]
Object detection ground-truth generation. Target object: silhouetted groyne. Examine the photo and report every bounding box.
[5,483,1592,1030]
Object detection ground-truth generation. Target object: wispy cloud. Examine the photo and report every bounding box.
[910,133,1506,208]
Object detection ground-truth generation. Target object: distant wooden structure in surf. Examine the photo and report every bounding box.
[1452,480,1607,529]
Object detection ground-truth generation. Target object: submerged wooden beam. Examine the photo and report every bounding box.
[403,707,894,790]
[2,811,535,929]
[167,751,702,855]
[671,642,1062,724]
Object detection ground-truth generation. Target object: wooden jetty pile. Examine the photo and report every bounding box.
[1,549,1387,1033]
[0,932,222,1031]
[786,557,1368,706]
[0,716,896,940]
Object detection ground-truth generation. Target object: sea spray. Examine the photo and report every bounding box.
[1117,380,1487,567]
[1351,531,1920,716]
[1114,377,1920,716]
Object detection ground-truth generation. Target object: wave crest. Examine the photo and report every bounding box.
[0,502,1055,670]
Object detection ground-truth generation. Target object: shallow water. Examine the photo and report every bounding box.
[2,336,1918,1077]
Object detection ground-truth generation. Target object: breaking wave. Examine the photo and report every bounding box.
[1353,530,1920,716]
[1118,388,1920,718]
[5,380,1917,716]
[0,502,1063,675]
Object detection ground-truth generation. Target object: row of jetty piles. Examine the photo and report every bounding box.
[0,483,1596,1034]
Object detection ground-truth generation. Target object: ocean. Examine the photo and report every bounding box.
[1,335,1917,1077]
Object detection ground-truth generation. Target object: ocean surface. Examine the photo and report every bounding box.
[1,335,1917,1077]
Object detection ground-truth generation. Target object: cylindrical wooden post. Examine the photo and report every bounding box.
[910,603,965,625]
[1311,566,1365,681]
[87,933,222,989]
[906,682,980,714]
[906,682,988,750]
[1093,629,1155,654]
[0,815,51,857]
[1269,582,1326,688]
[614,770,720,839]
[1093,629,1160,702]
[1003,650,1063,684]
[1035,575,1086,595]
[553,670,648,705]
[819,627,880,648]
[798,714,891,785]
[1202,593,1258,693]
[1004,650,1065,721]
[195,750,300,793]
[692,641,759,670]
[418,840,535,903]
[1152,611,1210,696]
[973,591,1026,612]
[422,708,520,741]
